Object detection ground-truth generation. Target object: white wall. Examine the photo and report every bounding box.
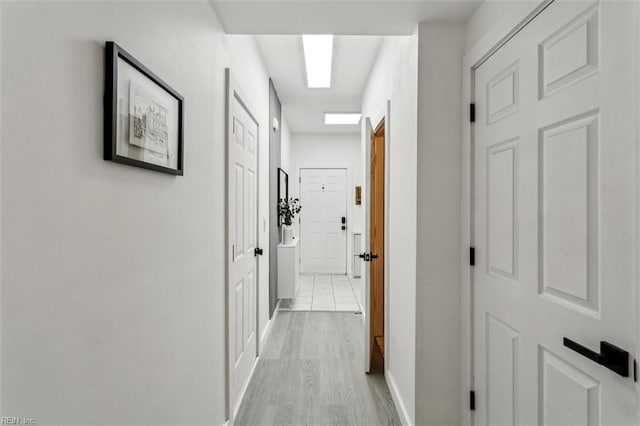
[281,117,292,177]
[361,34,418,425]
[414,22,464,426]
[465,0,542,52]
[1,2,271,424]
[290,132,362,274]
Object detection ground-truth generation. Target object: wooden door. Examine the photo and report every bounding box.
[370,121,385,369]
[473,1,637,424]
[227,70,259,416]
[299,168,347,274]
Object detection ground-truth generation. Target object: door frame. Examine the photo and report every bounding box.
[460,0,640,424]
[294,163,353,274]
[363,104,391,376]
[224,68,262,423]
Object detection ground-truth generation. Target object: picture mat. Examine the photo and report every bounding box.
[115,57,179,169]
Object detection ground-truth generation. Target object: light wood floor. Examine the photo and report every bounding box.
[234,312,401,426]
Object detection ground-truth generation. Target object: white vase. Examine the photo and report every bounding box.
[282,225,294,245]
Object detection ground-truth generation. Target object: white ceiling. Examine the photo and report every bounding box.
[256,35,383,133]
[211,1,482,35]
[228,1,482,133]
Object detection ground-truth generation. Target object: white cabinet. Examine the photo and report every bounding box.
[277,239,299,299]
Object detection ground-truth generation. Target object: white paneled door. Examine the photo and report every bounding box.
[300,168,347,274]
[227,70,259,416]
[474,1,637,425]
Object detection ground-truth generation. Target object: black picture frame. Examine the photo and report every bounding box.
[277,168,288,226]
[104,41,184,175]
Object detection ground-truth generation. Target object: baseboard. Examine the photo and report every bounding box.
[260,306,279,352]
[231,355,260,423]
[385,370,413,426]
[231,308,279,425]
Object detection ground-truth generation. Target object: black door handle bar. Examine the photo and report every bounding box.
[563,338,629,377]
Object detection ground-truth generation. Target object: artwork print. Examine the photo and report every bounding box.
[129,82,170,160]
[104,41,184,175]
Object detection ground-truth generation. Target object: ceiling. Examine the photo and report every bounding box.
[223,1,483,133]
[211,1,482,35]
[256,35,383,133]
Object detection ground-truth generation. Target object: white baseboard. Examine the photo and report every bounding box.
[385,370,413,426]
[260,306,279,352]
[231,307,279,425]
[231,356,259,422]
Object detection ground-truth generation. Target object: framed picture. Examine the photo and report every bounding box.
[104,41,184,175]
[278,168,288,226]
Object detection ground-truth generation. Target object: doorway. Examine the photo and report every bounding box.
[470,1,637,424]
[369,119,385,372]
[299,168,348,274]
[225,69,261,421]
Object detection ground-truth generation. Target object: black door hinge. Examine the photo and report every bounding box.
[469,247,475,266]
[469,390,475,410]
[470,104,476,123]
[634,359,637,382]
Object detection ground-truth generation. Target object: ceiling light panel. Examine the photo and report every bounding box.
[302,35,333,88]
[324,113,362,125]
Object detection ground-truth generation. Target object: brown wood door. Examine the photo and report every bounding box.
[370,120,385,369]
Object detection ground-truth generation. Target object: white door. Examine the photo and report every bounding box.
[227,70,259,415]
[474,1,637,425]
[299,168,347,274]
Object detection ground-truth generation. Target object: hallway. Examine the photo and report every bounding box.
[234,312,400,425]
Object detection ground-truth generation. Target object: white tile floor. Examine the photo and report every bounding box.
[278,274,363,312]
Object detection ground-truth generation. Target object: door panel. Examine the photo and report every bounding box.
[473,1,636,424]
[299,168,347,274]
[227,72,259,415]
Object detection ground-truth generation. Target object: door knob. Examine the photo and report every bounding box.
[370,253,379,260]
[254,247,264,257]
[358,253,370,261]
[563,338,629,377]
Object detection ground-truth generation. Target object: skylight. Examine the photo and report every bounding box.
[302,35,334,88]
[324,113,362,125]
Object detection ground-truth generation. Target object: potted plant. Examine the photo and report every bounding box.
[279,197,301,244]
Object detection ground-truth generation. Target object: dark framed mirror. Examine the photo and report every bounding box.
[277,168,288,226]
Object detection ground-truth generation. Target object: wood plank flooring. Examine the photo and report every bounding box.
[234,312,401,426]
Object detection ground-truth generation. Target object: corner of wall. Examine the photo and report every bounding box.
[414,21,465,426]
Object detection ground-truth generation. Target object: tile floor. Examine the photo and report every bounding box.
[278,274,363,312]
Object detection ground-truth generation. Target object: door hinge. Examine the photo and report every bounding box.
[469,247,475,266]
[634,359,637,382]
[469,390,476,411]
[470,103,476,123]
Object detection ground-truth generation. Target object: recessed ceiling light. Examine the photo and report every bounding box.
[302,35,333,88]
[325,113,362,125]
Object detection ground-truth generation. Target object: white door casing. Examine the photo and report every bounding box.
[299,168,347,274]
[226,69,259,419]
[473,1,637,425]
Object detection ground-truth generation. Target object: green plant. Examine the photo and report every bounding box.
[279,197,301,226]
